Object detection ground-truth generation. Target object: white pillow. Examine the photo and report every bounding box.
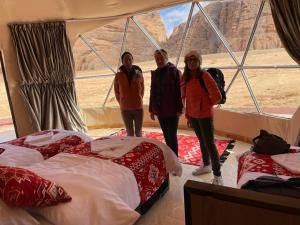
[0,200,40,225]
[28,154,140,225]
[32,187,140,225]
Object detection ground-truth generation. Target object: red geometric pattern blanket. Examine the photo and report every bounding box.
[237,148,300,183]
[64,139,167,204]
[113,130,234,166]
[5,130,88,159]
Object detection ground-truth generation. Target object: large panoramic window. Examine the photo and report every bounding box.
[72,0,300,121]
[73,19,127,109]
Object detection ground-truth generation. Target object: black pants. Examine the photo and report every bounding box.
[158,116,179,156]
[190,117,221,176]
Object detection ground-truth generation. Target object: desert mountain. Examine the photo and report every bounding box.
[73,12,166,71]
[73,0,282,71]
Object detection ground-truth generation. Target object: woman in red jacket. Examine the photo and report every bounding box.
[114,52,144,137]
[182,50,223,185]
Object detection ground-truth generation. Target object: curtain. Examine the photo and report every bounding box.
[269,0,300,65]
[9,21,87,132]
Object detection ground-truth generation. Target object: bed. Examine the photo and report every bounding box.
[184,146,300,225]
[0,130,181,225]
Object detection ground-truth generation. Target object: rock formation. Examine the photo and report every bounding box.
[74,0,282,71]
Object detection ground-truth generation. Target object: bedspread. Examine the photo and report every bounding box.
[237,148,300,188]
[64,138,170,203]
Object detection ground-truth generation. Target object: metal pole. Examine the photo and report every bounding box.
[240,69,261,113]
[225,68,240,94]
[243,64,300,69]
[102,18,130,108]
[79,34,116,74]
[240,0,265,66]
[216,68,241,109]
[196,2,262,113]
[175,2,195,66]
[130,16,161,49]
[196,2,240,66]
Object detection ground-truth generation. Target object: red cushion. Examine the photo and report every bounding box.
[0,166,71,207]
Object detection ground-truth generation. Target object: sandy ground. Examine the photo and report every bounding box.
[74,49,300,113]
[0,48,299,129]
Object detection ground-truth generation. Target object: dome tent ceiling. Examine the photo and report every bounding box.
[0,0,193,49]
[0,0,192,23]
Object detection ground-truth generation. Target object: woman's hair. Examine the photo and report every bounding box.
[154,49,168,59]
[183,50,203,82]
[121,51,133,62]
[183,67,203,82]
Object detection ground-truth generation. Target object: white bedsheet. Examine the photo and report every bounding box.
[0,144,44,166]
[26,153,140,225]
[271,152,300,174]
[91,136,182,176]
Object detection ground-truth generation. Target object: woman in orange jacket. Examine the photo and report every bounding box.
[182,50,223,185]
[114,52,144,137]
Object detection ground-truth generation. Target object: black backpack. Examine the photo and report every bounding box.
[206,68,226,104]
[252,129,290,155]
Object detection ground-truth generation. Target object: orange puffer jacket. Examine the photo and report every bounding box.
[182,71,221,119]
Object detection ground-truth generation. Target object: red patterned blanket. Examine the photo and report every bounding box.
[64,138,167,204]
[237,148,300,185]
[5,130,91,159]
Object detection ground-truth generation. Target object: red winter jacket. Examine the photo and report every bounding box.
[182,70,221,119]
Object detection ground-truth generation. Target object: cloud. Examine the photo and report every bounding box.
[160,2,211,37]
[160,4,191,36]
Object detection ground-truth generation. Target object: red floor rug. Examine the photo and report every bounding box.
[113,130,235,166]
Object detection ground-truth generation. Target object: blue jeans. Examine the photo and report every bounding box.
[158,116,179,156]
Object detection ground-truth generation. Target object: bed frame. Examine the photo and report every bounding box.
[184,180,300,225]
[136,175,169,215]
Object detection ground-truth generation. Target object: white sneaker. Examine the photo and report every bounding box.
[192,165,212,176]
[212,176,224,186]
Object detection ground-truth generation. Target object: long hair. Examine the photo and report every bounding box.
[183,65,203,82]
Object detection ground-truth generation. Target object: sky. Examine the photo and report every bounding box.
[160,2,210,37]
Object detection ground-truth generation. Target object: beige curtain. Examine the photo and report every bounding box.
[9,21,87,132]
[269,0,300,65]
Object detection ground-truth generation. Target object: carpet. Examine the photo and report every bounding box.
[113,130,235,166]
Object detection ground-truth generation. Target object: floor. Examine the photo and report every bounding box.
[87,127,252,225]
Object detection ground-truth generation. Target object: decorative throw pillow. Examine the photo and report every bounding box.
[0,166,72,207]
